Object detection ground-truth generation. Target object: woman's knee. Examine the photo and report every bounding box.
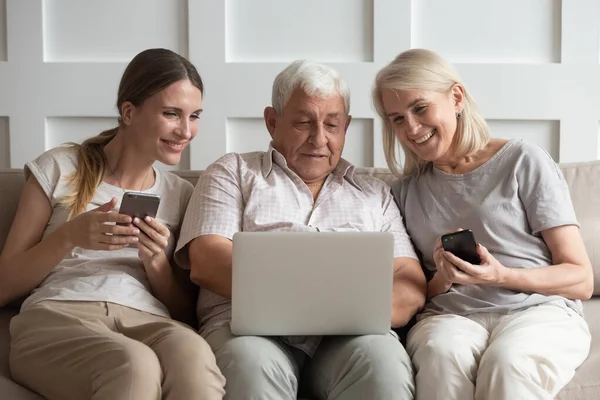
[157,330,226,399]
[478,344,533,378]
[161,329,223,379]
[95,340,163,399]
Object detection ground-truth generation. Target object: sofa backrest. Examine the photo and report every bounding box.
[1,162,599,293]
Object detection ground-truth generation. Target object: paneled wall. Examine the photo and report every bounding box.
[1,0,599,170]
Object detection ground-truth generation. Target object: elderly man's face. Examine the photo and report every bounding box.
[264,88,351,184]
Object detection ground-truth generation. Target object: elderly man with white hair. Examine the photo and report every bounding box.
[175,60,426,400]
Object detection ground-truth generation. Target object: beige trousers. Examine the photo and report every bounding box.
[9,300,226,400]
[407,300,591,400]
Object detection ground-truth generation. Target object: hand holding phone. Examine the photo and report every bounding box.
[117,192,161,226]
[441,229,481,265]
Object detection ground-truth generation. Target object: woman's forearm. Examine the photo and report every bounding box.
[499,263,593,300]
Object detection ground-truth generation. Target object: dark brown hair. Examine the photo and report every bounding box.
[61,48,203,218]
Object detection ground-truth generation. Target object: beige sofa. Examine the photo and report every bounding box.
[0,163,599,399]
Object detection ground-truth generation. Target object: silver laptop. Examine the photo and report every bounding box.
[231,231,394,336]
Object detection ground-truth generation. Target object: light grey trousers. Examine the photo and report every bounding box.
[202,323,415,400]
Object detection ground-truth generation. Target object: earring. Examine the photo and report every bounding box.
[456,111,462,119]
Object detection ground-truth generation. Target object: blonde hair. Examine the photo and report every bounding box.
[59,48,204,218]
[372,49,490,177]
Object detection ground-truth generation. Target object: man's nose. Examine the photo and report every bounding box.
[309,125,328,147]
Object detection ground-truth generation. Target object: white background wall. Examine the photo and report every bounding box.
[0,0,599,171]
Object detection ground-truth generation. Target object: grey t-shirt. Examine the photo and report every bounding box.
[392,139,583,317]
[20,146,193,317]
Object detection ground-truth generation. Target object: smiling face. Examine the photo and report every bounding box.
[122,79,203,166]
[380,86,464,165]
[264,87,351,183]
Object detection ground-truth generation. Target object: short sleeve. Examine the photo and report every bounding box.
[381,184,418,260]
[517,143,578,235]
[24,147,77,206]
[177,179,195,221]
[174,153,244,269]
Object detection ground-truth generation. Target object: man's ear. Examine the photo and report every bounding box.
[264,106,278,139]
[120,101,135,126]
[343,114,352,135]
[451,84,465,113]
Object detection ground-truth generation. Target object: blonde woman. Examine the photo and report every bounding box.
[372,48,592,400]
[0,48,225,400]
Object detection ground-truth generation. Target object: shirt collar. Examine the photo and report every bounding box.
[262,142,363,192]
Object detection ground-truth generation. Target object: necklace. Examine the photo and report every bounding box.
[106,162,150,193]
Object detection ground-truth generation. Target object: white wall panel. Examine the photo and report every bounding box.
[2,0,600,171]
[0,0,6,61]
[488,120,559,161]
[45,117,189,171]
[42,0,188,62]
[226,0,373,62]
[225,118,265,154]
[412,0,561,63]
[226,118,374,167]
[45,117,118,149]
[0,117,8,168]
[343,118,374,168]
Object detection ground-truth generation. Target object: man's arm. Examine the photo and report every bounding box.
[189,234,234,299]
[174,153,243,298]
[379,183,427,327]
[391,256,427,328]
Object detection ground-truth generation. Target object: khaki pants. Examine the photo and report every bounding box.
[9,300,226,400]
[203,323,415,400]
[407,300,591,400]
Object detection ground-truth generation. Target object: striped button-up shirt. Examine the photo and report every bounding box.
[175,144,417,356]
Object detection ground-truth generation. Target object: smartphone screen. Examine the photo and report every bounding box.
[441,230,481,265]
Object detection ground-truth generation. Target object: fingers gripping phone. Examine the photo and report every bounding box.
[117,192,161,226]
[441,229,481,265]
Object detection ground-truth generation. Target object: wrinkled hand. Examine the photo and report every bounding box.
[441,243,507,286]
[433,230,508,286]
[62,198,139,250]
[433,235,458,287]
[132,215,170,268]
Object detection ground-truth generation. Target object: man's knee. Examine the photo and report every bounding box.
[310,334,414,400]
[344,334,413,383]
[214,335,298,398]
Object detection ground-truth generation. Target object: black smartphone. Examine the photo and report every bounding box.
[441,229,481,265]
[117,192,161,226]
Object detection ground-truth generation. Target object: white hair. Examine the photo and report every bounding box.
[272,60,350,115]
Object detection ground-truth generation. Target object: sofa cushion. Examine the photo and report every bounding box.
[556,299,600,399]
[560,161,600,295]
